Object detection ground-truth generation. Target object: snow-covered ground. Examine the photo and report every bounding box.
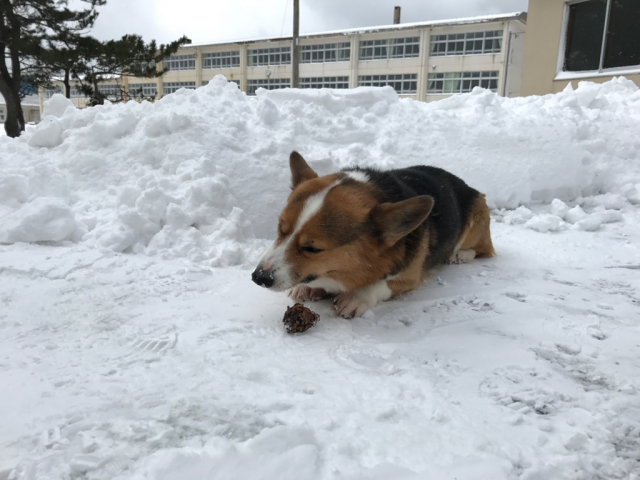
[1,77,639,479]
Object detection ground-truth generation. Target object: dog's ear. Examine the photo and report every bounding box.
[290,151,318,189]
[370,195,434,247]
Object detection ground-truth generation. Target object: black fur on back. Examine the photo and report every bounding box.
[343,165,482,273]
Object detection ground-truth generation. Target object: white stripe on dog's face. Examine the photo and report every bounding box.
[258,179,342,291]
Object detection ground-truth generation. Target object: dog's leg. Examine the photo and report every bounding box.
[289,285,327,302]
[333,280,392,318]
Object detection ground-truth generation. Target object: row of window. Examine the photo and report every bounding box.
[247,71,498,95]
[301,43,350,63]
[359,37,420,61]
[42,70,499,100]
[162,54,196,71]
[300,76,349,89]
[247,78,290,94]
[430,31,503,57]
[247,47,291,67]
[427,71,499,94]
[128,83,158,97]
[159,30,503,71]
[359,74,417,94]
[203,51,240,68]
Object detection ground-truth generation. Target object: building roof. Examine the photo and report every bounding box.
[0,93,40,107]
[189,11,527,48]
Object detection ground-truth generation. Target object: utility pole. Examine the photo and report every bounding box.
[292,0,300,88]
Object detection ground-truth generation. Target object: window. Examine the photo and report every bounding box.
[163,54,196,71]
[248,47,291,66]
[358,74,417,94]
[427,71,499,94]
[130,60,157,73]
[202,79,239,87]
[0,108,5,122]
[563,0,640,72]
[163,82,196,95]
[30,109,40,123]
[247,78,290,94]
[128,83,157,97]
[203,51,240,69]
[430,30,503,56]
[300,43,350,63]
[97,84,122,100]
[359,37,419,61]
[300,77,349,89]
[44,87,63,98]
[70,86,87,98]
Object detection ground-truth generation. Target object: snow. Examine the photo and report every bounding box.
[1,76,640,479]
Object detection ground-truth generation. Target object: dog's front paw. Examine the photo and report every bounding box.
[333,292,372,319]
[449,248,476,264]
[288,285,327,302]
[333,281,392,318]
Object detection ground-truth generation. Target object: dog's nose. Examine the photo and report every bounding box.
[252,268,275,288]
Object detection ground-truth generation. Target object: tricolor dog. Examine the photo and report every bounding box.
[252,151,495,318]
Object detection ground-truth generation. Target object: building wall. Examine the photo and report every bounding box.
[0,103,41,124]
[521,0,640,96]
[41,15,527,108]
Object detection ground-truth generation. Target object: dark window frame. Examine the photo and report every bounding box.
[561,0,640,73]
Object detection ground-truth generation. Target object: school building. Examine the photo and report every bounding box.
[41,12,528,108]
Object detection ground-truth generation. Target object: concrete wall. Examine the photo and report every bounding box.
[521,0,640,96]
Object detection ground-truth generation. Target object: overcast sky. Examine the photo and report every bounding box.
[87,0,528,45]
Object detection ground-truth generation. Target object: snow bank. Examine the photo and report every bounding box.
[1,76,639,263]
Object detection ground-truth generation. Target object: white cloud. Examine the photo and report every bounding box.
[86,0,528,44]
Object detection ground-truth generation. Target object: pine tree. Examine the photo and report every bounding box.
[0,0,104,137]
[71,34,190,106]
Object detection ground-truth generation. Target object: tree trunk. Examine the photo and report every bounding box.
[92,77,104,105]
[0,78,24,138]
[0,8,26,138]
[64,69,71,98]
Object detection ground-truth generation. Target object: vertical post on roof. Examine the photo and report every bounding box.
[292,0,300,88]
[394,6,401,25]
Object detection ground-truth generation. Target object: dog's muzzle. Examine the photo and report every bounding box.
[251,265,275,288]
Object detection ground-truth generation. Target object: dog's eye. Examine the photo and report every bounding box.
[301,246,323,254]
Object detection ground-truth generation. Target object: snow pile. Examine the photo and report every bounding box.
[498,194,627,234]
[1,75,639,262]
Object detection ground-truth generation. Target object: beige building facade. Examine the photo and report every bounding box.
[521,0,640,96]
[42,12,527,108]
[0,94,41,125]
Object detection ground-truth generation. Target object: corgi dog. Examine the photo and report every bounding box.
[252,151,495,318]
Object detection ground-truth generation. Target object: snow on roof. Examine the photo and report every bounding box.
[0,93,40,107]
[188,11,526,48]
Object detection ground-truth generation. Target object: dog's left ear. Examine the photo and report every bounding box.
[290,151,318,189]
[370,195,434,247]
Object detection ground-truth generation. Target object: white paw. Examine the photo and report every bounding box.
[449,249,476,264]
[333,292,372,319]
[332,280,391,319]
[288,285,327,302]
